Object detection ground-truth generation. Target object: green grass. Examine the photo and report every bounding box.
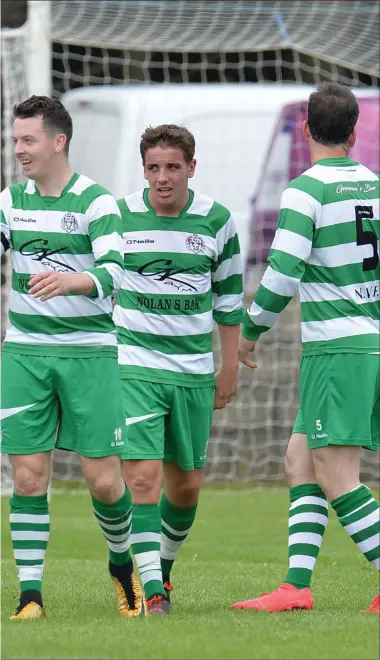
[2,488,379,659]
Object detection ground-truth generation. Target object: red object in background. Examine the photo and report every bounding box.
[247,94,380,266]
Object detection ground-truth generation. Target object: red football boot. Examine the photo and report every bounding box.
[365,594,380,614]
[230,583,313,612]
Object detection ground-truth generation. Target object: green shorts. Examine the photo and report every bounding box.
[120,379,215,470]
[1,352,126,457]
[293,354,380,451]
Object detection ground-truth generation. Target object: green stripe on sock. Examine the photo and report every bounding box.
[332,485,380,568]
[285,483,328,590]
[10,492,50,594]
[131,504,166,600]
[92,487,132,566]
[160,494,198,582]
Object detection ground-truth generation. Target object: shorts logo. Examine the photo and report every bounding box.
[185,234,205,254]
[61,212,78,233]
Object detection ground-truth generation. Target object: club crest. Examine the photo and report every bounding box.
[61,212,78,233]
[185,234,205,254]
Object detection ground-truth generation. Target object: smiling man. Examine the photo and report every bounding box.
[114,124,243,614]
[0,95,144,620]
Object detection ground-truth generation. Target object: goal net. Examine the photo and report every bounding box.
[1,0,379,487]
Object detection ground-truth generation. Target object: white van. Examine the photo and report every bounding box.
[62,83,314,263]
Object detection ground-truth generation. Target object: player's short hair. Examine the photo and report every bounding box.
[140,124,195,163]
[13,95,73,153]
[307,83,359,147]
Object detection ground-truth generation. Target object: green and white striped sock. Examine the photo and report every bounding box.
[160,493,198,583]
[332,484,380,570]
[10,492,50,594]
[131,503,166,599]
[92,487,132,566]
[284,483,328,589]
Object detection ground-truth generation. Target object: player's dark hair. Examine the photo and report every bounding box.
[140,124,195,163]
[307,83,359,147]
[13,95,73,153]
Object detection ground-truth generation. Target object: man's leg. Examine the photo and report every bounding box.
[160,464,202,587]
[160,385,213,591]
[230,427,328,612]
[305,354,379,613]
[120,379,170,613]
[312,445,380,612]
[80,455,145,617]
[56,358,145,617]
[1,352,58,620]
[8,453,51,620]
[122,459,167,603]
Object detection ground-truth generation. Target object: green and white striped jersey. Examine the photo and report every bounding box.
[115,188,243,386]
[243,157,379,354]
[0,173,124,357]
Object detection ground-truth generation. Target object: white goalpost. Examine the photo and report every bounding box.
[1,1,379,489]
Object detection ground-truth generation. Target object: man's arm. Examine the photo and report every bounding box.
[0,188,12,257]
[30,193,125,301]
[239,183,317,366]
[212,213,244,408]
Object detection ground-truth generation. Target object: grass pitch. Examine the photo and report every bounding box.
[2,487,379,659]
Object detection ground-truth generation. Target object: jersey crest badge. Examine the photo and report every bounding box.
[185,234,205,254]
[61,212,78,233]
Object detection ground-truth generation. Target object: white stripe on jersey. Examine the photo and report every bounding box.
[315,198,380,229]
[92,232,125,259]
[247,301,277,328]
[122,230,216,258]
[9,208,87,234]
[272,228,312,261]
[212,293,243,313]
[120,268,210,296]
[309,242,377,268]
[262,265,300,296]
[118,344,214,374]
[9,290,112,318]
[299,280,380,304]
[11,251,94,275]
[5,325,117,346]
[281,187,321,219]
[304,163,378,185]
[87,194,121,224]
[301,316,379,343]
[212,253,242,283]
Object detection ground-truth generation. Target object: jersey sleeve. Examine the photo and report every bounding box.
[211,213,243,325]
[242,183,318,340]
[84,193,125,300]
[0,187,12,257]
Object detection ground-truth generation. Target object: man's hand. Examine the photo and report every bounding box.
[214,363,239,410]
[238,334,257,369]
[29,272,94,301]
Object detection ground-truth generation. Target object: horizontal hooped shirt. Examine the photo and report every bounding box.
[115,189,244,386]
[0,173,124,357]
[243,158,379,354]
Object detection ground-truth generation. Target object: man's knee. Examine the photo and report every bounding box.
[284,433,316,487]
[10,453,51,496]
[81,455,124,503]
[312,445,361,501]
[122,459,163,503]
[164,464,203,507]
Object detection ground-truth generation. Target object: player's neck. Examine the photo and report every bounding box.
[310,143,350,165]
[149,189,190,217]
[34,161,74,197]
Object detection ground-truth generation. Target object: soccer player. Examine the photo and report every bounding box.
[0,96,144,620]
[230,83,380,615]
[114,124,243,614]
